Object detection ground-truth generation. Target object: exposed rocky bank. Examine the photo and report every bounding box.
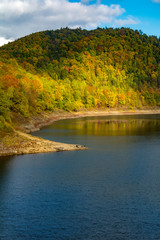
[0,130,87,157]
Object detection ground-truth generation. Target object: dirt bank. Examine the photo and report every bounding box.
[12,108,160,133]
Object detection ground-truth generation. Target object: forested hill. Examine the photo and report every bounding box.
[0,27,160,129]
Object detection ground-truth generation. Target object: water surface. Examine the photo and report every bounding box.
[0,114,160,239]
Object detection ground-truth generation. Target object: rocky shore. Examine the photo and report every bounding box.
[0,130,87,156]
[1,108,160,157]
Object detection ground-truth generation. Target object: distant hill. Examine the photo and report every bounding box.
[0,27,160,129]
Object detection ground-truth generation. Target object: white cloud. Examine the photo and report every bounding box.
[0,0,137,44]
[114,16,140,27]
[0,37,13,47]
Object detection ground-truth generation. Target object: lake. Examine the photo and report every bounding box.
[1,114,160,239]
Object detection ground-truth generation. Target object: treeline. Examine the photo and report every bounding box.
[0,27,160,129]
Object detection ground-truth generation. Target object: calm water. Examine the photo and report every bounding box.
[1,114,160,240]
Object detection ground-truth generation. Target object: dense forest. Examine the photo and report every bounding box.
[0,27,160,130]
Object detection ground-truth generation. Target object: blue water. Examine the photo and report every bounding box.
[1,114,160,239]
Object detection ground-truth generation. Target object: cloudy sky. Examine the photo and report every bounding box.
[0,0,160,46]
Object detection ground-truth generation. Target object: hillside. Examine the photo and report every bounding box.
[0,27,160,130]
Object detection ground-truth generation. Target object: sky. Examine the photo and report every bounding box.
[0,0,160,46]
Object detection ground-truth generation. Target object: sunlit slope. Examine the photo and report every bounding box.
[0,27,160,129]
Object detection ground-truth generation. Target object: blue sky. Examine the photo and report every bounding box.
[70,0,160,36]
[0,0,160,46]
[112,0,160,36]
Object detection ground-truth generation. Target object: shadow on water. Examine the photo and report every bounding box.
[0,156,14,234]
[0,156,13,188]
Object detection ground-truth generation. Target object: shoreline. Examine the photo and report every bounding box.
[16,108,160,133]
[1,108,160,157]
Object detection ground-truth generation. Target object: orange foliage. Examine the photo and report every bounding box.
[1,74,19,89]
[32,78,43,94]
